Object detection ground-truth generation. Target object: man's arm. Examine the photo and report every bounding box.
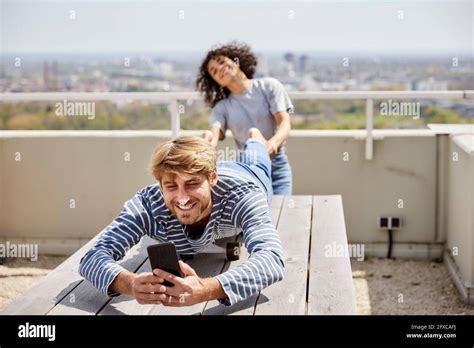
[79,191,156,297]
[109,270,135,296]
[214,191,285,306]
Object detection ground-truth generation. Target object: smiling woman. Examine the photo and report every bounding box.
[196,41,294,195]
[196,41,258,108]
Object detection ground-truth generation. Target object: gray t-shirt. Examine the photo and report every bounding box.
[210,77,293,149]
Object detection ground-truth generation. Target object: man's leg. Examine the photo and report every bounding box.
[240,128,273,202]
[271,149,293,195]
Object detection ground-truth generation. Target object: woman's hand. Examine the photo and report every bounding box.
[202,130,214,143]
[266,139,278,159]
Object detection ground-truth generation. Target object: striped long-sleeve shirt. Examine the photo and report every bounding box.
[79,161,285,306]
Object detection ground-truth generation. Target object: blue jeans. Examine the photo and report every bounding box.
[240,139,273,204]
[240,141,293,200]
[271,147,292,195]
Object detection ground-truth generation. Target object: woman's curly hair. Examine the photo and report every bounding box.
[196,41,258,108]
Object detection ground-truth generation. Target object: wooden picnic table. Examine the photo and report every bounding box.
[2,195,357,315]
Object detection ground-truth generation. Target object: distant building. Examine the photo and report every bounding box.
[283,52,296,77]
[43,61,49,91]
[413,77,448,91]
[298,55,309,73]
[42,60,60,91]
[256,54,269,77]
[284,52,295,64]
[299,74,319,91]
[51,61,59,91]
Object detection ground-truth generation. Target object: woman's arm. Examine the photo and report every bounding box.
[267,110,291,157]
[203,126,222,148]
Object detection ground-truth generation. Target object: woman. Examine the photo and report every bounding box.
[196,41,293,195]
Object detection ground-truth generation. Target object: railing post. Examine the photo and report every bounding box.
[169,100,180,137]
[365,98,374,160]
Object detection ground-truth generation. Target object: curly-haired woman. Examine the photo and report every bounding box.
[196,41,293,195]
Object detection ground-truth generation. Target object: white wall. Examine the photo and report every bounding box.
[0,130,438,255]
[446,134,474,289]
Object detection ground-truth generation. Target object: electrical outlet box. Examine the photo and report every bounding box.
[380,217,389,229]
[378,216,402,230]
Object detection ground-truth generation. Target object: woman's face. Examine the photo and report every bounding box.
[207,55,239,87]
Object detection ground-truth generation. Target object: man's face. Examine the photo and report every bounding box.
[160,170,217,225]
[207,55,239,87]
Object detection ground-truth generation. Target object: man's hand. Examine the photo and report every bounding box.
[151,261,208,306]
[130,272,168,305]
[152,260,225,307]
[123,260,226,307]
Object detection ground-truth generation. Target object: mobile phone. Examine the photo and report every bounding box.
[147,242,182,287]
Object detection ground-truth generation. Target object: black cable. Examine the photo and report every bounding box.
[387,229,393,259]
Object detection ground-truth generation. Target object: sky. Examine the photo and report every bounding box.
[2,0,473,55]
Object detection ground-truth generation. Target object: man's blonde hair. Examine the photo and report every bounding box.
[151,136,217,181]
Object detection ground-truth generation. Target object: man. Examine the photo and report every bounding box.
[79,128,285,307]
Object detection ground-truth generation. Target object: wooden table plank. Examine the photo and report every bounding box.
[1,229,108,314]
[269,195,283,225]
[307,195,357,315]
[254,195,312,315]
[48,236,155,315]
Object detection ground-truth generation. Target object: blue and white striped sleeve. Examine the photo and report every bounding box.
[215,191,285,306]
[79,193,153,297]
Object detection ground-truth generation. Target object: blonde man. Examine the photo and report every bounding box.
[79,129,284,307]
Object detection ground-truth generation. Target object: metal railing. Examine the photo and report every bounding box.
[2,90,473,160]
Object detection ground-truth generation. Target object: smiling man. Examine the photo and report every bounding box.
[79,129,285,307]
